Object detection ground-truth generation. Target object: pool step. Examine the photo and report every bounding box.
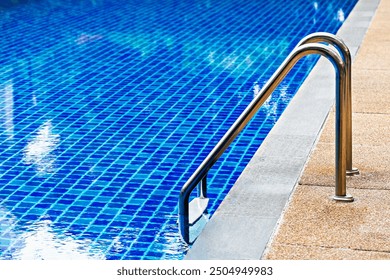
[189,197,209,226]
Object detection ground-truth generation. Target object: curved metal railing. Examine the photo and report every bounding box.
[297,32,359,176]
[178,33,356,244]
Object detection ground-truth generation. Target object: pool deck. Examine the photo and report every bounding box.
[264,0,390,259]
[186,0,389,260]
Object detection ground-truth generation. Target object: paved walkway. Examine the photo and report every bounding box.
[264,0,390,259]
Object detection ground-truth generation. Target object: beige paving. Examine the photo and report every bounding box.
[352,69,390,113]
[264,0,390,260]
[265,244,390,260]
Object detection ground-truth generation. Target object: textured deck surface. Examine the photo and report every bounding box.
[264,0,390,260]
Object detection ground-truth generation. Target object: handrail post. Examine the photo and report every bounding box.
[198,175,207,199]
[298,32,359,176]
[333,60,353,201]
[179,185,191,244]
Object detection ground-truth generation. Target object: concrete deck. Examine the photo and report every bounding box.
[264,0,390,259]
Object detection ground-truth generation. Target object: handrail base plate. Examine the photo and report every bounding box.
[346,167,360,176]
[333,194,354,202]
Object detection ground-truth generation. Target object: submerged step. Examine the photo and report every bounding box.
[188,197,209,226]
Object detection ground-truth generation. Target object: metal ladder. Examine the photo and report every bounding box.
[178,32,359,244]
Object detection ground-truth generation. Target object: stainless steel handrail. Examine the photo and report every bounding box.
[297,32,359,176]
[179,37,354,244]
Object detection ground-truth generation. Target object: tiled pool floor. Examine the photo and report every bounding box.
[1,0,357,259]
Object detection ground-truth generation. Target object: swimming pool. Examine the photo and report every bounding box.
[0,0,357,260]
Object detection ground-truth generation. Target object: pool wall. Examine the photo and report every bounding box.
[185,0,380,260]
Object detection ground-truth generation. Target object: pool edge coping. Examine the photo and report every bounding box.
[185,0,380,260]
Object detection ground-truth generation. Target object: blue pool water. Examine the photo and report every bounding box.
[0,0,357,259]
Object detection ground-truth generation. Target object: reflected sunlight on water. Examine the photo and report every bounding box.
[22,120,60,176]
[0,79,14,140]
[13,219,105,260]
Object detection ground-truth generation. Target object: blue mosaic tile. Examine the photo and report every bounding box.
[0,0,357,259]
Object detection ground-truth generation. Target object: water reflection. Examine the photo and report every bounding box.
[337,9,345,22]
[154,222,189,260]
[312,2,344,24]
[253,80,290,124]
[22,120,60,176]
[75,33,103,45]
[0,207,19,252]
[0,79,14,140]
[253,81,261,98]
[312,2,319,24]
[11,219,105,260]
